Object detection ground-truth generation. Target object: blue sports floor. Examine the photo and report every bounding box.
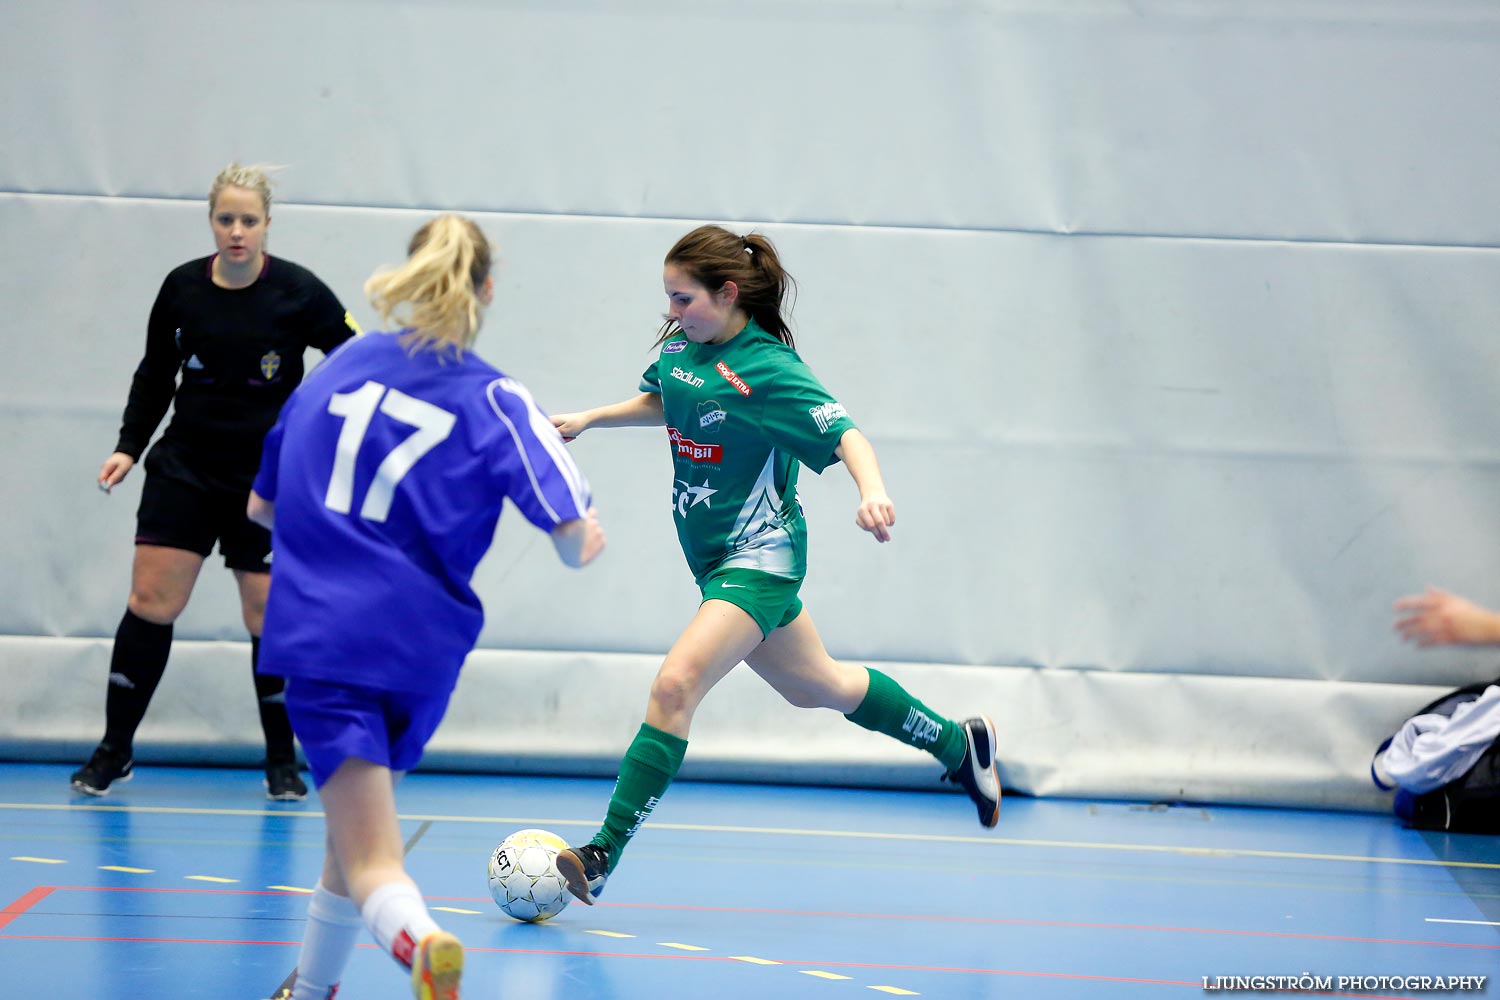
[1,763,1496,999]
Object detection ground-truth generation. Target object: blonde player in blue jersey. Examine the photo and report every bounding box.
[549,224,999,905]
[250,215,605,1000]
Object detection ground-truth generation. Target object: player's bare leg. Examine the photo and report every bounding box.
[750,607,1000,828]
[558,601,763,904]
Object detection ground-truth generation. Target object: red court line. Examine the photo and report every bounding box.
[0,887,56,932]
[55,885,306,896]
[18,888,1498,953]
[401,946,1428,999]
[427,896,1500,952]
[0,934,299,946]
[0,936,1413,998]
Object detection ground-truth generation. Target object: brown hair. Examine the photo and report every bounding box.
[365,215,492,354]
[657,225,797,348]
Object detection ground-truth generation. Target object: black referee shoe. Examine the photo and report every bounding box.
[70,743,134,796]
[264,762,308,801]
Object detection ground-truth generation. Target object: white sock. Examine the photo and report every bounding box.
[290,882,364,1000]
[361,881,440,969]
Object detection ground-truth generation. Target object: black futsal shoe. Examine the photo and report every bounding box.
[265,761,308,801]
[555,843,611,905]
[70,743,134,796]
[943,716,1001,828]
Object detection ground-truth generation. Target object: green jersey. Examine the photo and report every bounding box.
[640,319,858,582]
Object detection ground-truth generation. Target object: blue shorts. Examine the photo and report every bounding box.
[284,677,452,789]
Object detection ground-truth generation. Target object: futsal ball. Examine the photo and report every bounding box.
[487,828,572,923]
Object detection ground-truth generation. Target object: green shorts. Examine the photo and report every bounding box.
[697,566,804,638]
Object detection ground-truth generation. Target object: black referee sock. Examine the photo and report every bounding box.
[102,609,174,752]
[251,636,297,766]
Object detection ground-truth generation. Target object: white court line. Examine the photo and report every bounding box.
[8,801,1500,871]
[1426,917,1500,927]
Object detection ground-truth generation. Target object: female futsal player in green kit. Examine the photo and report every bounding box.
[549,224,1000,904]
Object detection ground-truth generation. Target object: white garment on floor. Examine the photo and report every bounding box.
[1382,685,1500,794]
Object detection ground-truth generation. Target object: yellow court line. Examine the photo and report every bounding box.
[585,930,635,939]
[432,906,482,915]
[869,987,920,995]
[10,856,65,864]
[99,865,153,873]
[659,942,710,951]
[730,956,782,965]
[268,885,313,893]
[185,875,238,883]
[6,801,1498,872]
[802,971,853,980]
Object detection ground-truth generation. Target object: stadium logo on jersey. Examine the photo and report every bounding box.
[697,399,727,433]
[670,366,705,388]
[259,349,282,380]
[809,401,848,434]
[668,426,722,463]
[716,361,752,396]
[673,477,717,516]
[662,341,687,354]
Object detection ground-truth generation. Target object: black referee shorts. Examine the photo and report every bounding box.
[134,453,271,573]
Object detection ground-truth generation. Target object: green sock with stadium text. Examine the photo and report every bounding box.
[844,668,966,771]
[590,722,688,871]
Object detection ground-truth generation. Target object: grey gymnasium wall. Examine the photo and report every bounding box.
[3,0,1500,810]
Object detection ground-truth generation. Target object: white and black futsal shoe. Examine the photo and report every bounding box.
[943,716,1001,828]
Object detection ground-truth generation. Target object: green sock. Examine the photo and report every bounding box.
[844,668,966,771]
[590,722,688,870]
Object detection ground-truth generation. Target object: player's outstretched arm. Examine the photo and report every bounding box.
[835,428,895,544]
[550,506,606,568]
[551,393,665,441]
[1394,586,1500,647]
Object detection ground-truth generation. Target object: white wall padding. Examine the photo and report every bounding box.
[3,1,1500,809]
[3,2,1500,245]
[0,635,1448,811]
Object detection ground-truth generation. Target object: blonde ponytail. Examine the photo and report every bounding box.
[365,215,492,354]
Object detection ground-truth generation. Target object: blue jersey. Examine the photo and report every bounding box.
[253,331,590,694]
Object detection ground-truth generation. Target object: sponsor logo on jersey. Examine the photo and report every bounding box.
[673,477,717,515]
[662,341,687,354]
[670,366,705,388]
[259,349,282,380]
[668,426,722,463]
[809,400,848,433]
[716,360,752,396]
[697,399,727,433]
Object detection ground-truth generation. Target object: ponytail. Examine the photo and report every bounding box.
[657,225,797,349]
[365,215,492,354]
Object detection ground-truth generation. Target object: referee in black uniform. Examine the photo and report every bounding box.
[73,163,357,800]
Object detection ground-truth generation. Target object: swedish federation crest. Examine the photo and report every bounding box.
[259,349,282,380]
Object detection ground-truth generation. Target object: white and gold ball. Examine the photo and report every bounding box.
[487,828,571,923]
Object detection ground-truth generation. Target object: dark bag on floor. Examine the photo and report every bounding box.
[1376,677,1500,833]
